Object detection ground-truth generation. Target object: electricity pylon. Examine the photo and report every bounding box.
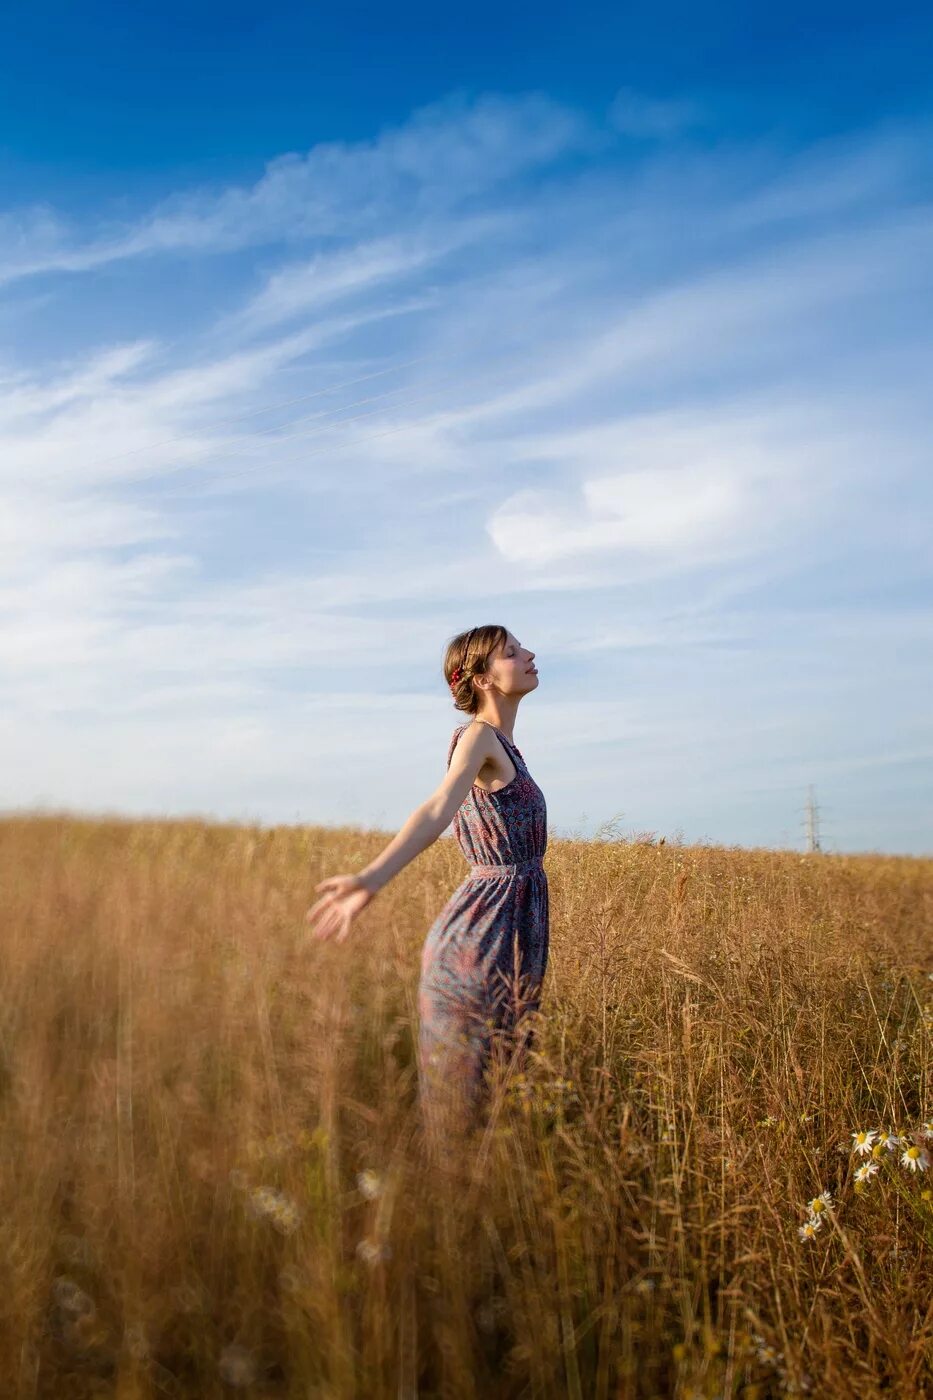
[803,785,822,853]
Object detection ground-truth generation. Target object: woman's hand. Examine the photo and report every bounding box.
[304,873,377,943]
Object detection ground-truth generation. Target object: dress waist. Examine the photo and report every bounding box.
[468,855,545,879]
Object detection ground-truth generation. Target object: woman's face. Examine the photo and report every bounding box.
[488,631,537,693]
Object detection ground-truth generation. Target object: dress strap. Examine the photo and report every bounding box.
[446,723,470,769]
[447,719,522,768]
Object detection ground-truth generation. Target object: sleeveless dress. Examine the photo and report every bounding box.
[417,720,549,1121]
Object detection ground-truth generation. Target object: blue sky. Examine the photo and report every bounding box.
[1,2,931,853]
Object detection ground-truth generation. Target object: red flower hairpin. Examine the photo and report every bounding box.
[450,666,463,685]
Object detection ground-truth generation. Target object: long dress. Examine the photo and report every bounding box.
[417,720,549,1128]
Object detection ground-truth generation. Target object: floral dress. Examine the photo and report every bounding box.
[417,721,549,1122]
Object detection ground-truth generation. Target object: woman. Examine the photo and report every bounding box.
[304,624,548,1144]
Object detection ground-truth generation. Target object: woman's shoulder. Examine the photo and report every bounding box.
[448,719,492,756]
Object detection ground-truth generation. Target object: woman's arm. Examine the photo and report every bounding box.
[305,722,493,942]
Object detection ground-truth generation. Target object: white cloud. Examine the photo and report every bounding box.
[489,465,746,566]
[0,93,588,286]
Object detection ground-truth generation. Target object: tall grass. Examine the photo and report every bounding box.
[0,813,930,1398]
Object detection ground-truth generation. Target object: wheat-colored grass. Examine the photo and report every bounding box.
[0,813,931,1398]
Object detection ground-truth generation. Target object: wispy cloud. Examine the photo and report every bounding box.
[0,93,589,286]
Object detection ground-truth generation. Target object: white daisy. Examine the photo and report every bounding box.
[806,1190,833,1218]
[356,1169,383,1200]
[854,1161,880,1183]
[356,1237,392,1265]
[900,1144,931,1173]
[798,1217,822,1241]
[920,1121,933,1142]
[218,1344,257,1388]
[881,1130,905,1152]
[851,1129,877,1156]
[245,1186,301,1234]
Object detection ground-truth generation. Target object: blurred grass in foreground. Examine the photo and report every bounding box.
[0,814,931,1399]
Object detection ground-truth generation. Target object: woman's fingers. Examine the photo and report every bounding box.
[304,876,366,943]
[310,898,349,941]
[311,906,343,942]
[312,909,337,941]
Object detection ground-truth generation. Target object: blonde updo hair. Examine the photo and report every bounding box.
[444,624,508,715]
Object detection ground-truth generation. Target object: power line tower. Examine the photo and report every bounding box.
[803,785,822,853]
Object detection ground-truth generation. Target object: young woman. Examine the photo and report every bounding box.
[304,625,548,1142]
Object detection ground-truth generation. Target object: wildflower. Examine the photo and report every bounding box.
[880,1130,905,1153]
[245,1186,301,1234]
[756,1341,783,1366]
[854,1161,879,1184]
[806,1190,833,1218]
[780,1371,813,1394]
[851,1129,877,1156]
[758,1115,780,1128]
[356,1237,391,1266]
[52,1277,96,1319]
[900,1144,931,1173]
[218,1344,257,1388]
[798,1217,822,1241]
[356,1169,383,1200]
[920,1121,933,1142]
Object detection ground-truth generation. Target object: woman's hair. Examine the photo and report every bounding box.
[444,624,508,715]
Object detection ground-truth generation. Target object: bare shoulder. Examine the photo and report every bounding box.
[460,720,517,791]
[450,719,495,765]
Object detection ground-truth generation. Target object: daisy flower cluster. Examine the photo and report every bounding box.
[797,1190,834,1241]
[749,1332,813,1393]
[851,1124,932,1181]
[796,1118,932,1244]
[244,1185,302,1235]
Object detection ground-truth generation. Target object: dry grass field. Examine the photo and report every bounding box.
[1,813,931,1399]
